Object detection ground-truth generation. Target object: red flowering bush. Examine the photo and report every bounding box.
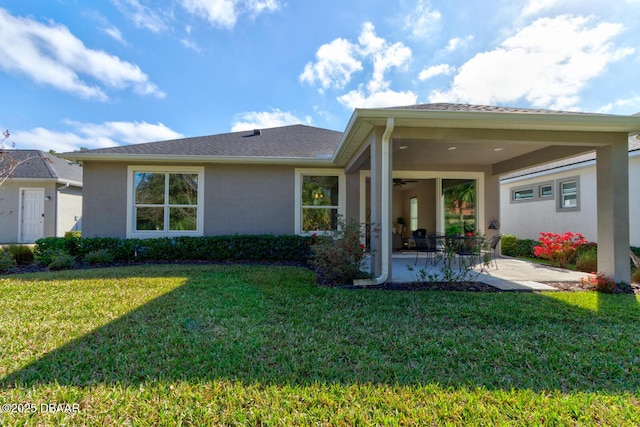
[580,272,617,293]
[533,231,587,268]
[309,217,368,286]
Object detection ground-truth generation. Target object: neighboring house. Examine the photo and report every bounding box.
[0,150,82,243]
[500,136,640,246]
[62,104,640,283]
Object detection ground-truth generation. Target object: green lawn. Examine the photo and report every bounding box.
[1,264,639,426]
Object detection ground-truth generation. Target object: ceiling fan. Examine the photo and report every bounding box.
[393,178,418,187]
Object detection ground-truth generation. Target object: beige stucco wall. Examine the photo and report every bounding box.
[56,186,82,236]
[0,181,21,242]
[393,180,437,235]
[0,180,58,243]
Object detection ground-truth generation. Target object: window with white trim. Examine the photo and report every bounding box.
[539,184,553,198]
[295,169,345,234]
[127,166,204,237]
[510,180,554,204]
[410,197,418,231]
[513,188,534,200]
[559,180,578,209]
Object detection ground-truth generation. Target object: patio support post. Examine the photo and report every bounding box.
[596,138,630,284]
[370,130,383,277]
[366,118,394,284]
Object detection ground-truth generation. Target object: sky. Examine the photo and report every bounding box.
[1,0,639,154]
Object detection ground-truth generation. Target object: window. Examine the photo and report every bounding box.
[127,166,204,237]
[560,180,577,208]
[295,169,345,234]
[410,197,418,231]
[539,184,553,197]
[513,188,534,200]
[510,181,553,204]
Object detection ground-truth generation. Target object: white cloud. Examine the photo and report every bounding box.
[179,0,280,29]
[418,64,455,81]
[445,36,473,51]
[102,25,126,45]
[302,22,415,109]
[596,95,640,114]
[12,121,183,153]
[113,0,169,33]
[521,0,559,17]
[358,22,412,94]
[337,88,418,110]
[231,109,311,132]
[244,0,280,17]
[429,15,634,110]
[0,8,164,101]
[402,0,442,38]
[181,38,202,52]
[299,38,363,91]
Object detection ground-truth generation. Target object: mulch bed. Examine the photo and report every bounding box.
[343,280,640,294]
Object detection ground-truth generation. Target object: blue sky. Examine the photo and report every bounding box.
[1,0,639,153]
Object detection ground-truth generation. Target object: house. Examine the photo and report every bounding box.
[0,150,83,243]
[62,104,640,283]
[500,135,640,246]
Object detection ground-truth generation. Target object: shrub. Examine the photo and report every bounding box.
[0,250,17,272]
[5,244,34,265]
[64,231,81,239]
[500,235,537,258]
[83,249,115,266]
[580,272,617,293]
[34,238,67,263]
[632,269,640,284]
[46,250,76,270]
[309,217,368,286]
[533,232,587,268]
[575,247,597,273]
[36,235,313,266]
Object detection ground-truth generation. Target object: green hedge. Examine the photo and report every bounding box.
[35,234,313,264]
[500,234,537,258]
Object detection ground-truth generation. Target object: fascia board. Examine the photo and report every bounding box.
[347,108,640,132]
[60,153,336,167]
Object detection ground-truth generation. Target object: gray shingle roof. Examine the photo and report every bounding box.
[1,150,82,183]
[384,103,605,115]
[79,124,343,158]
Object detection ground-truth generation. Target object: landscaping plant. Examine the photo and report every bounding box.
[580,272,617,293]
[5,244,34,265]
[0,249,16,272]
[533,231,587,268]
[309,217,368,286]
[575,246,598,273]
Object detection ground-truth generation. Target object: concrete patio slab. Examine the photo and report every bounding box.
[384,254,592,292]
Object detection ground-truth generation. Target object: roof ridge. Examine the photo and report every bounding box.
[37,151,60,179]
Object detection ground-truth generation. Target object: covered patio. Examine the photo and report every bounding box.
[333,104,640,284]
[387,253,591,291]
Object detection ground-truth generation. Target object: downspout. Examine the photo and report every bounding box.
[355,117,394,285]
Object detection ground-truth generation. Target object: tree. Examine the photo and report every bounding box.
[0,129,23,187]
[444,180,476,234]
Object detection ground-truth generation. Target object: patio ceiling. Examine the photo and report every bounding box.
[336,106,640,176]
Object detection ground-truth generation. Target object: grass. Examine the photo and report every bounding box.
[1,264,639,426]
